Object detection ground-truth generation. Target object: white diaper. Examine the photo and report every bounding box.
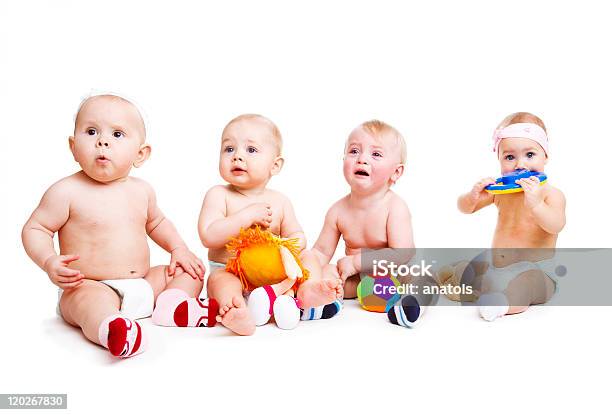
[57,278,154,320]
[208,260,226,274]
[483,254,558,293]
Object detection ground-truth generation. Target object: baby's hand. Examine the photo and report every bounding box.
[240,202,273,228]
[169,246,205,280]
[322,263,341,281]
[43,254,84,290]
[337,255,359,281]
[470,177,497,202]
[517,176,545,210]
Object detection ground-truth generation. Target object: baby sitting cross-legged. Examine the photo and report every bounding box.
[22,94,212,358]
[199,114,342,336]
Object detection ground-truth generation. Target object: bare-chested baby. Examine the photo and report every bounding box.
[22,94,211,358]
[199,114,341,336]
[309,120,419,327]
[457,112,566,321]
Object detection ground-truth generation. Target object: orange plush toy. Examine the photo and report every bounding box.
[226,226,309,291]
[225,226,309,330]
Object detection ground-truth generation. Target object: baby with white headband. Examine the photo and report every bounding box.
[456,112,566,321]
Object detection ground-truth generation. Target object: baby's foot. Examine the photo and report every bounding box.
[216,296,255,336]
[387,295,424,328]
[298,278,342,309]
[248,286,276,326]
[152,289,219,327]
[477,292,509,322]
[98,314,146,358]
[300,299,343,321]
[273,295,300,330]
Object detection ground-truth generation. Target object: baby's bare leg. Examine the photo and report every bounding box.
[297,251,342,308]
[166,270,204,297]
[59,280,121,345]
[478,269,555,321]
[207,269,243,306]
[207,269,254,335]
[61,279,147,357]
[505,269,555,314]
[144,265,203,299]
[343,274,361,299]
[144,265,173,300]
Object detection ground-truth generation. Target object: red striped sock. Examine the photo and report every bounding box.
[98,315,146,358]
[152,289,219,327]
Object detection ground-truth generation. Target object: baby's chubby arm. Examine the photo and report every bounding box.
[279,196,307,250]
[387,197,416,249]
[22,181,84,289]
[143,181,205,280]
[311,202,342,266]
[519,179,566,234]
[457,177,496,214]
[198,185,273,249]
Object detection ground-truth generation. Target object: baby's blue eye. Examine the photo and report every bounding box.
[372,151,382,157]
[505,155,515,161]
[113,131,124,139]
[224,146,234,153]
[526,152,535,158]
[87,128,97,136]
[247,146,258,154]
[349,148,359,155]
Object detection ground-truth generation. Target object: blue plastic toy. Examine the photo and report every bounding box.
[485,169,547,194]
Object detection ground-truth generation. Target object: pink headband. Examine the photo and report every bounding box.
[492,122,549,155]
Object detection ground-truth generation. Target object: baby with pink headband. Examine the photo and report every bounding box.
[456,112,566,321]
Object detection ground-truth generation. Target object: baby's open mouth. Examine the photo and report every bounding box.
[354,170,369,176]
[232,167,247,173]
[97,155,109,161]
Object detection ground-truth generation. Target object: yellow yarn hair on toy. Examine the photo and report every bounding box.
[226,226,309,291]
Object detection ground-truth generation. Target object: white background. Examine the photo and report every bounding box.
[1,1,611,414]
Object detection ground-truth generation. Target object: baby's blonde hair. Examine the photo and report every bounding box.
[223,114,283,155]
[357,119,407,164]
[75,92,147,140]
[497,112,547,133]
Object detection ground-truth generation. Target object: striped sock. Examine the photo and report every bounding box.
[300,299,343,321]
[98,314,146,358]
[152,288,219,327]
[387,295,423,328]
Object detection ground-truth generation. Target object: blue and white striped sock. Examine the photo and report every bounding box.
[387,295,423,328]
[300,299,343,321]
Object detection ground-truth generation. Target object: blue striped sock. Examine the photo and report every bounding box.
[387,295,422,328]
[300,299,343,320]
